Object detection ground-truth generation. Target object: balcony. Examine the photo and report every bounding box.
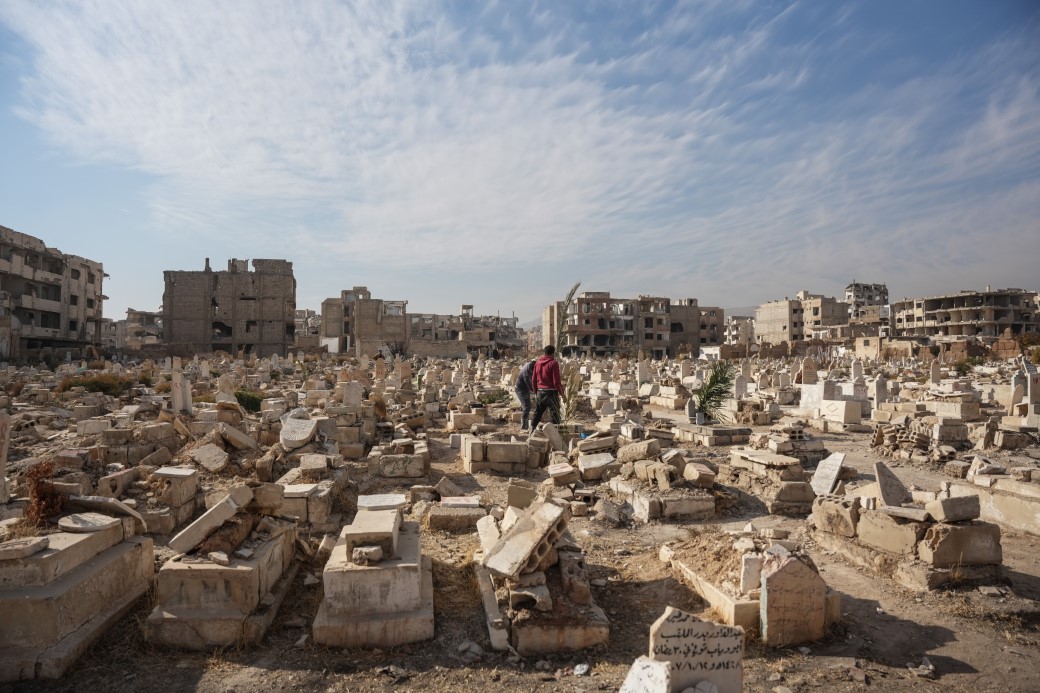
[17,295,64,313]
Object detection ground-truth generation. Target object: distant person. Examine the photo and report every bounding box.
[530,345,562,428]
[515,357,536,430]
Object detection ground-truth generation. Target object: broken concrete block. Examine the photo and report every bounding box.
[577,452,620,481]
[682,462,716,488]
[917,521,1002,567]
[426,506,487,532]
[616,439,661,465]
[507,479,538,509]
[343,509,400,560]
[191,443,229,473]
[548,462,580,485]
[856,509,925,556]
[482,500,570,580]
[218,422,258,450]
[924,495,980,523]
[167,485,252,554]
[352,546,383,566]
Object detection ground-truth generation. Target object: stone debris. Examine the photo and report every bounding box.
[0,330,1037,686]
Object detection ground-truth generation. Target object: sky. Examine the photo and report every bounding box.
[1,1,1039,326]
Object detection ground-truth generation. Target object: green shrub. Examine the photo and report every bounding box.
[235,390,264,413]
[56,374,134,397]
[478,389,511,406]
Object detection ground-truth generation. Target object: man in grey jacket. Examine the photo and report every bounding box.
[514,358,536,430]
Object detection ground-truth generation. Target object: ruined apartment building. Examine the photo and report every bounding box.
[0,224,106,359]
[321,287,408,356]
[409,306,524,358]
[724,315,755,346]
[162,258,296,356]
[844,281,889,319]
[890,288,1040,340]
[755,290,849,345]
[123,308,162,350]
[699,305,725,347]
[542,291,701,358]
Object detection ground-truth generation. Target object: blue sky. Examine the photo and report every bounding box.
[1,1,1038,325]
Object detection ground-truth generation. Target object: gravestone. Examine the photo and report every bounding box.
[760,554,827,647]
[800,358,817,385]
[874,461,911,507]
[648,606,743,693]
[930,360,941,385]
[811,453,846,496]
[733,375,747,399]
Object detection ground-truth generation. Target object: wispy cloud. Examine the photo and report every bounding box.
[1,0,1038,318]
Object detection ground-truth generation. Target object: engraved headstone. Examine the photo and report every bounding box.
[811,453,845,496]
[760,554,827,647]
[648,606,743,693]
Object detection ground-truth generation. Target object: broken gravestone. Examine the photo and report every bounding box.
[874,461,911,507]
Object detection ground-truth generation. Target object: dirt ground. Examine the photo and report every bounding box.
[7,413,1040,693]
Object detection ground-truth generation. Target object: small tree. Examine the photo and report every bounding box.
[693,361,736,422]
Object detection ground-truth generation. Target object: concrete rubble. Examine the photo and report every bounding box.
[0,337,1037,687]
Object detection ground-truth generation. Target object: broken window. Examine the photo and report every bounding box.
[68,320,77,331]
[70,295,79,305]
[245,320,258,333]
[212,321,232,339]
[70,269,80,280]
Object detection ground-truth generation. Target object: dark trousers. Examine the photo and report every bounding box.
[514,386,532,426]
[531,389,561,428]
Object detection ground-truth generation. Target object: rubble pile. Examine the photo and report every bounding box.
[811,461,1004,590]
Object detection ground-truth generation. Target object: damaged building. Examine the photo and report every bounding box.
[542,292,703,358]
[889,287,1040,340]
[162,258,296,357]
[0,224,106,359]
[321,288,523,358]
[321,287,408,357]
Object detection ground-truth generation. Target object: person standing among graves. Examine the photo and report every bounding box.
[515,358,536,430]
[530,345,563,428]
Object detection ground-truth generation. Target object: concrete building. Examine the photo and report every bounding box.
[724,315,755,346]
[321,287,408,357]
[163,258,296,356]
[0,224,107,359]
[756,290,849,345]
[699,306,725,347]
[542,291,701,358]
[845,281,889,319]
[294,309,322,350]
[124,309,162,350]
[409,306,524,358]
[889,288,1040,341]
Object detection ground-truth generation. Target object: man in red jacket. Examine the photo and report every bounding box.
[530,345,563,428]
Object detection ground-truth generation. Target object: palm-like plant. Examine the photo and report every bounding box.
[693,360,736,422]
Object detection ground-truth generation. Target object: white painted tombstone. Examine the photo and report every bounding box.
[648,606,743,693]
[733,375,747,400]
[216,373,238,404]
[800,358,817,385]
[851,359,863,380]
[171,371,194,415]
